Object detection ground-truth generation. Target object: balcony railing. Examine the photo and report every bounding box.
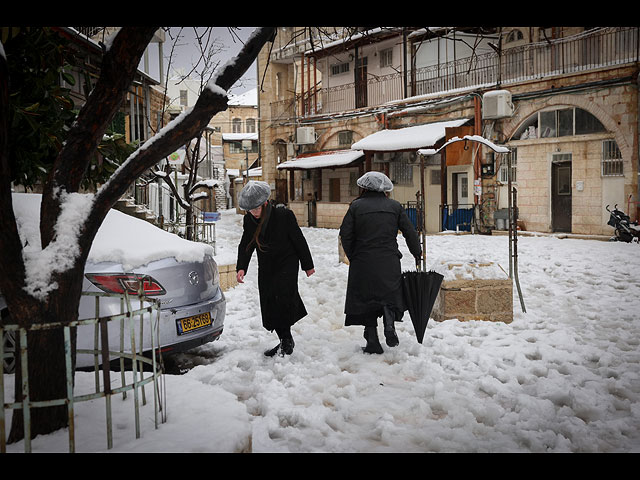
[275,27,639,119]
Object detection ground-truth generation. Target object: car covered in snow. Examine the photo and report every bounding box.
[1,193,226,372]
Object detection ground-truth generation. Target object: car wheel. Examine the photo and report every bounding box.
[2,309,16,374]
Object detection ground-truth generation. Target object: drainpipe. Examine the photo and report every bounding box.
[637,71,640,222]
[474,95,482,207]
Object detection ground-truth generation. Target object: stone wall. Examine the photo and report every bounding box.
[218,263,238,292]
[432,262,513,323]
[289,201,350,229]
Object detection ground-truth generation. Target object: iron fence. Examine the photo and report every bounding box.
[1,289,165,453]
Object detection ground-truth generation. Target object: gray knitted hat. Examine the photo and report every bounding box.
[238,180,271,210]
[357,171,394,192]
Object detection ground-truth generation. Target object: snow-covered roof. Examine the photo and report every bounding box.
[277,149,364,171]
[227,167,262,178]
[228,88,257,107]
[351,118,469,152]
[222,132,259,142]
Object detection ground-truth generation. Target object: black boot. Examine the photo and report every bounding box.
[382,306,399,347]
[363,326,383,354]
[264,343,281,357]
[280,337,295,356]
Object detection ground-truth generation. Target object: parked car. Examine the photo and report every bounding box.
[1,193,226,372]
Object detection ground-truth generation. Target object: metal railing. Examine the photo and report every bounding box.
[1,289,165,453]
[441,203,476,232]
[274,27,639,119]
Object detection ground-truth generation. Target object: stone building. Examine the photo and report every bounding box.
[256,26,639,236]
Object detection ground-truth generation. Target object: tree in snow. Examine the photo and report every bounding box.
[0,26,276,442]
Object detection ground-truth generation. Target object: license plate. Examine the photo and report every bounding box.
[176,312,212,335]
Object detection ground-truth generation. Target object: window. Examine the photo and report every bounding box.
[430,169,441,185]
[246,118,256,133]
[229,140,258,154]
[232,118,242,133]
[330,62,350,76]
[514,108,606,140]
[379,48,393,68]
[338,130,353,147]
[602,139,623,176]
[390,153,414,185]
[505,29,524,43]
[179,90,188,106]
[499,148,517,183]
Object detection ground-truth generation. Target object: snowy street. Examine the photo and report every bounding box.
[4,208,640,452]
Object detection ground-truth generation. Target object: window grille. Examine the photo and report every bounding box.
[390,154,414,185]
[602,139,623,176]
[338,130,353,146]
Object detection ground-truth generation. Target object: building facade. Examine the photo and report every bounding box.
[257,26,639,236]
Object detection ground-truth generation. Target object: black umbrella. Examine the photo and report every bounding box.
[401,266,444,343]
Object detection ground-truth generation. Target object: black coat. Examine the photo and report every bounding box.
[339,191,422,324]
[236,203,314,331]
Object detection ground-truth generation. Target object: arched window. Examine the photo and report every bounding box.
[232,118,242,133]
[505,29,524,44]
[246,118,256,133]
[512,107,605,140]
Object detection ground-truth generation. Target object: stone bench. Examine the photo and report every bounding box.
[432,262,513,323]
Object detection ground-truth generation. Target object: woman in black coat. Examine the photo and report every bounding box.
[339,172,421,354]
[236,181,315,357]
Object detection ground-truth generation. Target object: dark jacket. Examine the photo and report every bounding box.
[236,203,314,331]
[339,191,421,323]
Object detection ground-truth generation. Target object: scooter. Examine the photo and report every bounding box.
[606,204,640,243]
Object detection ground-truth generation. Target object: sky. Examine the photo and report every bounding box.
[165,27,258,95]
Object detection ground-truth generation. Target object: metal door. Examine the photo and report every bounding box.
[552,158,572,232]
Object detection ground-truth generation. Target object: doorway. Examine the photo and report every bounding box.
[552,155,572,232]
[355,57,368,109]
[452,172,469,208]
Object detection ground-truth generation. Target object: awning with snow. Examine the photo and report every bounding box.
[222,132,259,142]
[350,118,470,152]
[277,149,365,171]
[418,134,510,156]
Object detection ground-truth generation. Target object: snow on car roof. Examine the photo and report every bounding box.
[12,193,214,273]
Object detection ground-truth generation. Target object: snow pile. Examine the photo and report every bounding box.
[4,207,640,452]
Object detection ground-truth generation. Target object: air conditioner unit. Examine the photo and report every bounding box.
[482,90,514,119]
[296,126,316,145]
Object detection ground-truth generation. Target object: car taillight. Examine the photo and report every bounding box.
[85,274,166,296]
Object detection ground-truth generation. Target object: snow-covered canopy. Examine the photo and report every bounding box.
[418,134,510,156]
[222,133,258,142]
[277,149,364,171]
[351,119,469,152]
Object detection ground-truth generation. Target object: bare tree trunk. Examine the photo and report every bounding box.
[0,26,277,443]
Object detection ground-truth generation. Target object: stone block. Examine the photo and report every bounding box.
[432,261,513,323]
[218,263,238,291]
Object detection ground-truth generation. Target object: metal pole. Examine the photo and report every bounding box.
[420,155,427,271]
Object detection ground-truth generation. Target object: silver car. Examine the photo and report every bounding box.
[2,194,226,372]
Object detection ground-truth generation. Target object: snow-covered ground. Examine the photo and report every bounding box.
[4,208,640,452]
